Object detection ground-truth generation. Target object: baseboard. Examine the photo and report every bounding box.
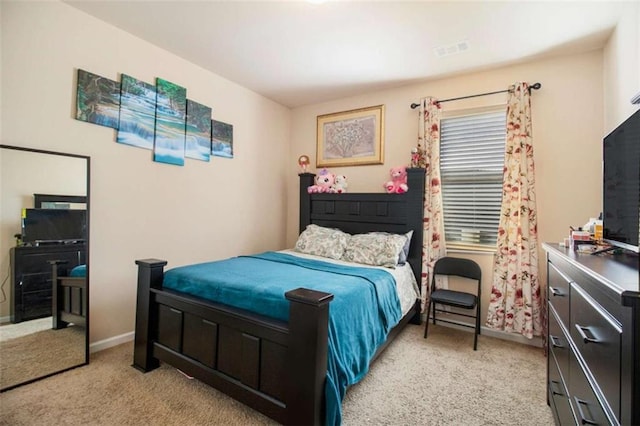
[0,315,10,324]
[421,313,543,348]
[89,331,134,353]
[480,325,543,347]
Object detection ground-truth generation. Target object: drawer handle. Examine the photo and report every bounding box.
[549,286,565,297]
[549,335,564,349]
[550,380,564,396]
[575,324,600,344]
[574,396,599,425]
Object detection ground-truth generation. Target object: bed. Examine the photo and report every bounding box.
[133,168,426,425]
[50,262,87,330]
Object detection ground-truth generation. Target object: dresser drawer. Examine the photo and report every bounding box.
[569,351,610,426]
[548,304,570,383]
[548,352,574,425]
[548,262,571,326]
[21,272,53,293]
[22,291,52,319]
[571,283,621,422]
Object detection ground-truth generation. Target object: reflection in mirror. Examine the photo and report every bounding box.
[0,145,89,391]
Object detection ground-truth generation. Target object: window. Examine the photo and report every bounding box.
[440,108,506,250]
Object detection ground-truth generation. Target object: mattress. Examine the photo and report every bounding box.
[279,249,420,316]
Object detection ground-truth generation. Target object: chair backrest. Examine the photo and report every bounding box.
[432,257,482,287]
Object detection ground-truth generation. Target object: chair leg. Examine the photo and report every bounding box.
[432,299,437,325]
[473,303,480,351]
[424,298,432,338]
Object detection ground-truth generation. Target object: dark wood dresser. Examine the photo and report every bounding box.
[543,243,639,426]
[10,243,86,323]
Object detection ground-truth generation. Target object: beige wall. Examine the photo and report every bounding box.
[603,1,640,131]
[1,1,291,343]
[288,51,606,327]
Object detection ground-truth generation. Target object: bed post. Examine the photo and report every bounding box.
[133,258,167,372]
[299,172,315,233]
[406,168,426,324]
[49,260,68,330]
[285,287,334,426]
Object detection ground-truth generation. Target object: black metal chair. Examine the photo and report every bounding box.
[423,257,482,350]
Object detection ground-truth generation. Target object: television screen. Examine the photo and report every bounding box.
[21,208,87,244]
[602,108,640,253]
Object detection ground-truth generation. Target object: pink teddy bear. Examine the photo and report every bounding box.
[308,168,335,193]
[384,166,409,194]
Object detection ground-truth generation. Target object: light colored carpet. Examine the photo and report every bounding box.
[0,325,85,390]
[0,324,554,425]
[0,317,52,342]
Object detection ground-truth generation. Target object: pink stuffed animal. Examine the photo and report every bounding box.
[308,168,335,193]
[384,166,409,194]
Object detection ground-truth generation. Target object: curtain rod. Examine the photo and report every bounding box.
[410,82,542,109]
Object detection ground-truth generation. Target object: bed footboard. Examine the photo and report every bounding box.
[133,259,333,425]
[50,260,87,329]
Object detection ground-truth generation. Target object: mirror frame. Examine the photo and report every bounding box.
[0,144,90,391]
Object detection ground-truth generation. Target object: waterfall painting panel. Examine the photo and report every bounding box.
[185,100,212,162]
[117,74,157,150]
[154,78,187,166]
[76,69,120,129]
[211,120,234,159]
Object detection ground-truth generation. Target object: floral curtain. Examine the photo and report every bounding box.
[413,98,447,310]
[486,82,542,339]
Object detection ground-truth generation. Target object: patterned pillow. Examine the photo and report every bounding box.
[372,230,413,265]
[294,224,350,260]
[342,232,408,268]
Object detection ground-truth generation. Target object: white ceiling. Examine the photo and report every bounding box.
[64,0,626,108]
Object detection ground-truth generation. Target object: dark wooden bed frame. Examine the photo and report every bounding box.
[133,168,425,425]
[50,261,87,330]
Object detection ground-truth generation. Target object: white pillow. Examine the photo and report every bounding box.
[294,224,350,260]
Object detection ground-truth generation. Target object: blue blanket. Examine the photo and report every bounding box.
[70,264,86,277]
[162,251,402,425]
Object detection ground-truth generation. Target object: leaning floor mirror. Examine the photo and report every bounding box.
[0,145,90,391]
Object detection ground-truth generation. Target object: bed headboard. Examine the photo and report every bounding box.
[299,168,426,291]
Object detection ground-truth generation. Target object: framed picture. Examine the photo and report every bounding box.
[316,105,384,167]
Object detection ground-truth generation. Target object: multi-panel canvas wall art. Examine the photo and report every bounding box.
[76,69,120,129]
[185,100,212,162]
[211,120,234,159]
[74,69,234,167]
[117,74,157,150]
[153,78,187,166]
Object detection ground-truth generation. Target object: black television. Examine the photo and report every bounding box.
[21,208,87,245]
[602,108,640,253]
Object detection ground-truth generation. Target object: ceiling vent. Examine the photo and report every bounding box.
[434,40,470,58]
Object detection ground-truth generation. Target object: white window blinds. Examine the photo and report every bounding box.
[440,109,506,248]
